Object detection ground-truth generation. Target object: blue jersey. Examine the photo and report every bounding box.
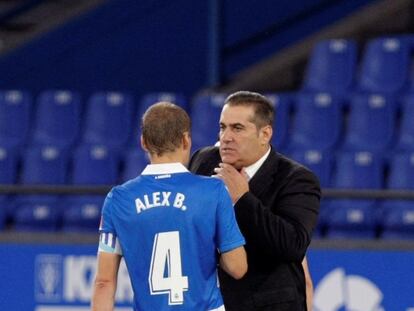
[98,163,245,311]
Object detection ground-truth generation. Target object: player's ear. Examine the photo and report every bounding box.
[260,125,272,145]
[182,132,191,151]
[140,135,149,152]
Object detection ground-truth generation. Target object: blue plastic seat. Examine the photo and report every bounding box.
[290,149,332,188]
[62,196,105,232]
[191,94,227,151]
[72,145,119,185]
[302,39,357,95]
[21,146,68,185]
[0,90,32,150]
[32,90,81,149]
[0,146,18,184]
[342,94,396,152]
[326,202,377,239]
[13,196,60,231]
[325,151,384,239]
[122,149,149,182]
[266,93,292,151]
[82,92,133,151]
[357,37,411,94]
[289,93,342,151]
[395,95,414,151]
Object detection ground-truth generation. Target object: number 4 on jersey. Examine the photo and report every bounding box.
[149,231,189,305]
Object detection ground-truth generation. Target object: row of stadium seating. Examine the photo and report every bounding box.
[1,147,413,237]
[302,35,414,96]
[2,89,414,155]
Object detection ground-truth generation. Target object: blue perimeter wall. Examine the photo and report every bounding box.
[0,0,375,98]
[1,243,413,310]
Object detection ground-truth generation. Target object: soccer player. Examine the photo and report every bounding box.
[91,102,247,311]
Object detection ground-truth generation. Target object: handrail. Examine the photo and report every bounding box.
[1,184,414,199]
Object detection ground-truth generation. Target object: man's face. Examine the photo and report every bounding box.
[219,104,270,169]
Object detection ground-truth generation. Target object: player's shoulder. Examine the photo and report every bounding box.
[189,172,227,191]
[107,176,143,201]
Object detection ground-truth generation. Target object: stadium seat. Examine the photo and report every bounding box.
[395,94,414,151]
[82,92,133,151]
[0,90,32,150]
[266,93,292,151]
[357,37,411,94]
[325,202,377,239]
[333,151,383,190]
[122,149,149,182]
[62,196,105,232]
[289,93,342,151]
[13,196,60,231]
[32,90,81,149]
[342,94,396,152]
[72,145,119,184]
[290,149,332,188]
[302,39,357,95]
[191,93,227,151]
[325,151,384,239]
[0,146,18,184]
[21,146,68,185]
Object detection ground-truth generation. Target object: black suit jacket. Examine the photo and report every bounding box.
[189,146,320,311]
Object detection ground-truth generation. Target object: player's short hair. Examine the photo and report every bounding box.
[141,102,191,156]
[224,91,274,129]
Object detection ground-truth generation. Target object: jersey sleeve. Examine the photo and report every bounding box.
[98,189,123,255]
[215,181,246,253]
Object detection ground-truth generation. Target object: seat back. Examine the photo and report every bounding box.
[333,151,383,189]
[358,37,411,94]
[290,93,342,151]
[72,145,119,184]
[83,92,133,150]
[21,146,68,184]
[343,94,396,152]
[32,90,81,149]
[0,90,32,149]
[303,39,357,95]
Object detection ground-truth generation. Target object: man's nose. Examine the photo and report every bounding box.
[220,128,233,142]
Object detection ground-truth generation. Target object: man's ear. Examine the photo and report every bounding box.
[182,132,191,151]
[140,135,148,152]
[260,125,273,145]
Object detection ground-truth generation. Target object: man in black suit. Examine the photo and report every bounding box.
[189,91,320,311]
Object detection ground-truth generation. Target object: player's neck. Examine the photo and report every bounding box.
[149,151,187,166]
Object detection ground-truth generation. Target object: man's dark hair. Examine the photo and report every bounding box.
[141,102,191,156]
[224,91,274,129]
